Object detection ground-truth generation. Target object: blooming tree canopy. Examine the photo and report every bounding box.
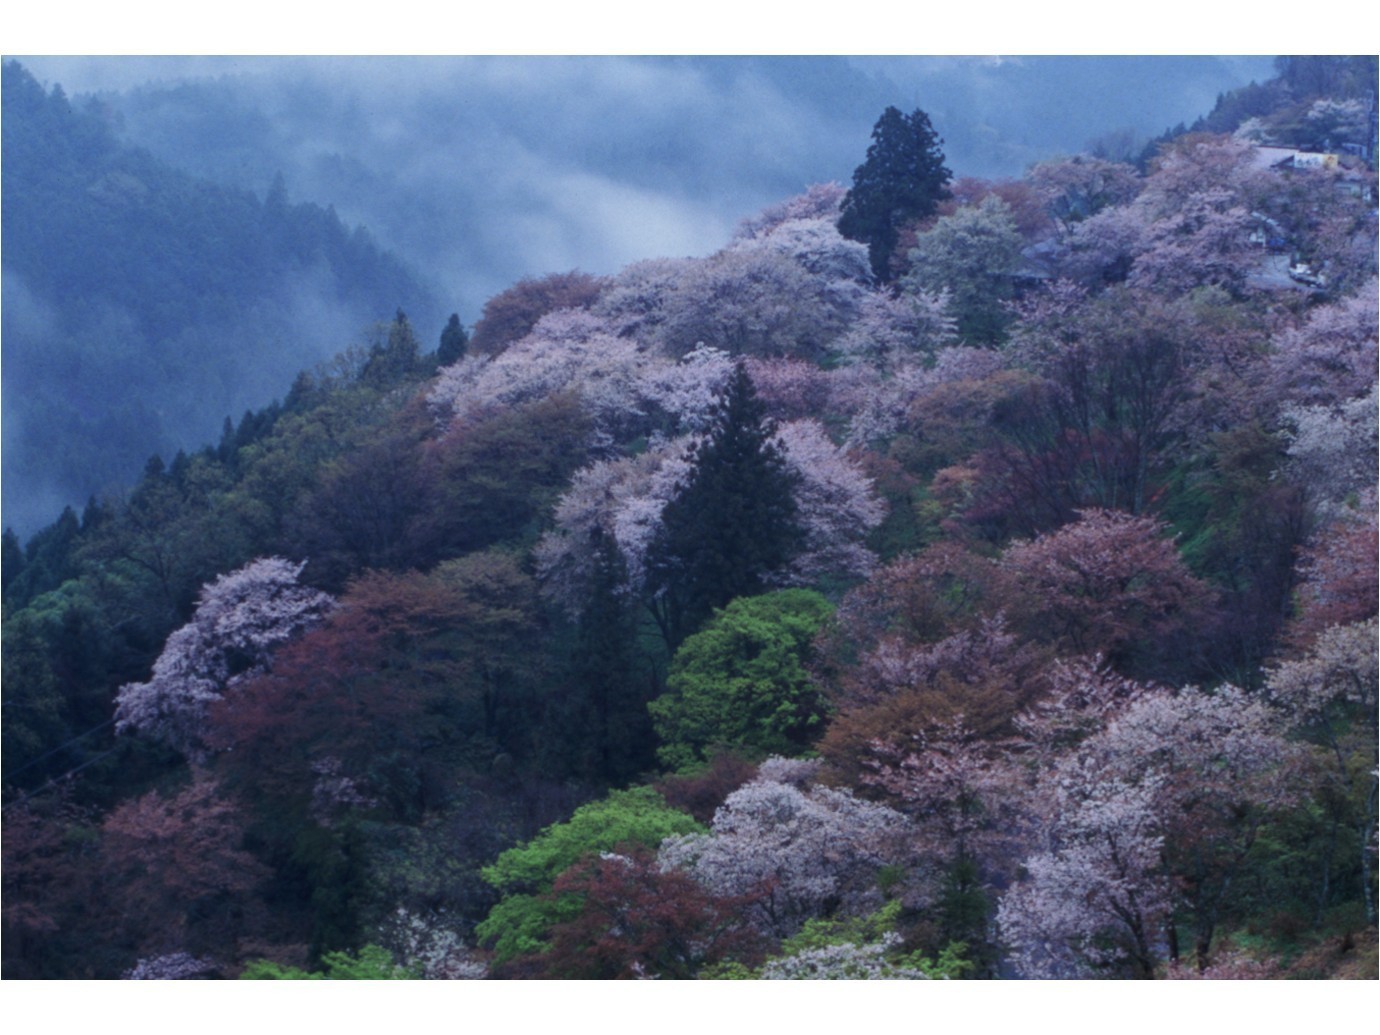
[114,557,334,758]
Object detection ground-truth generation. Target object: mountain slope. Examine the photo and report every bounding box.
[1,60,443,535]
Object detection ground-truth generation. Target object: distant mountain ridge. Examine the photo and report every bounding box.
[1,60,443,536]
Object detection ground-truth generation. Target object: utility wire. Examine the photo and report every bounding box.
[1,717,115,783]
[1,746,123,812]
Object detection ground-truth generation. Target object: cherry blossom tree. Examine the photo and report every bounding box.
[1267,618,1379,922]
[536,398,883,624]
[733,182,847,240]
[1055,201,1147,287]
[759,932,936,980]
[653,248,849,361]
[838,341,1016,458]
[426,308,659,445]
[776,419,885,583]
[1264,280,1378,409]
[533,440,694,618]
[1281,384,1378,523]
[371,907,487,980]
[1026,154,1142,236]
[114,557,334,758]
[591,256,696,342]
[818,615,1051,786]
[659,762,912,938]
[636,343,735,434]
[859,716,1035,959]
[1000,509,1211,675]
[997,767,1171,978]
[1286,507,1378,651]
[1091,685,1303,964]
[822,542,1002,658]
[741,357,836,424]
[1129,187,1256,296]
[467,270,610,356]
[730,214,872,286]
[123,952,221,980]
[831,287,957,371]
[1000,683,1302,975]
[1045,138,1263,296]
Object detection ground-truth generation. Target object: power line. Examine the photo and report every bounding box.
[0,717,115,783]
[1,745,123,813]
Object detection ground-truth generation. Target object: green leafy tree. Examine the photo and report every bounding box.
[649,589,835,770]
[476,787,703,964]
[838,106,953,282]
[717,901,972,980]
[646,362,804,649]
[240,944,416,979]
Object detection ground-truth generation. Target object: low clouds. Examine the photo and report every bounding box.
[16,55,1274,326]
[4,55,1278,533]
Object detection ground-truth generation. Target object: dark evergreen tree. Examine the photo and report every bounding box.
[838,106,952,283]
[646,362,804,650]
[569,527,656,783]
[2,528,25,598]
[363,309,422,386]
[5,507,81,609]
[437,313,469,367]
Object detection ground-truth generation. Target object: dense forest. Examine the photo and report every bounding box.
[1,60,443,536]
[2,55,1377,981]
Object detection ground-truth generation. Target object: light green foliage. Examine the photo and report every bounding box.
[649,589,835,770]
[240,944,417,979]
[779,899,909,956]
[480,787,703,893]
[472,891,585,965]
[476,787,703,963]
[704,903,972,980]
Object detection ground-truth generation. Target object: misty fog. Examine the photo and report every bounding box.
[3,55,1277,537]
[16,55,1275,321]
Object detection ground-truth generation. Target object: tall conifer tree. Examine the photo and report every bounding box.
[437,313,469,366]
[647,362,803,649]
[570,527,656,781]
[838,106,952,283]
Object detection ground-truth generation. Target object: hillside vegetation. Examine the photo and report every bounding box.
[1,60,442,536]
[2,58,1377,981]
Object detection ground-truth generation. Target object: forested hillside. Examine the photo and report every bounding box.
[2,57,1377,981]
[1,60,442,536]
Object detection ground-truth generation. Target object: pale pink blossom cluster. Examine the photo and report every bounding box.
[1266,281,1378,408]
[759,934,933,980]
[114,558,334,758]
[427,308,659,443]
[122,952,220,980]
[535,418,884,611]
[374,907,487,980]
[777,419,886,583]
[659,761,912,937]
[533,441,694,615]
[1281,383,1378,521]
[999,683,1301,977]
